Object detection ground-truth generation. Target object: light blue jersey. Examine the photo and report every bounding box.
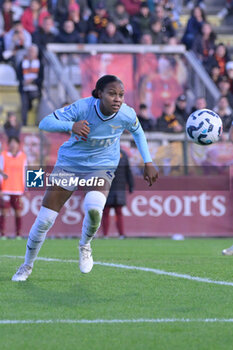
[39,97,152,173]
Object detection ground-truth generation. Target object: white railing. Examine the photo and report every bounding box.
[45,43,220,108]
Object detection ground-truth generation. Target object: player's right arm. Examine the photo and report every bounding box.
[39,103,90,136]
[71,120,90,137]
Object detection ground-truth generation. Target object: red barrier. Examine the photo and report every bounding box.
[4,182,233,238]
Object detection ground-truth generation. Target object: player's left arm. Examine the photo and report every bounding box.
[132,126,158,186]
[127,113,158,186]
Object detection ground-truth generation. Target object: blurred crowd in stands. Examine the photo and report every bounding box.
[1,0,232,50]
[0,0,233,130]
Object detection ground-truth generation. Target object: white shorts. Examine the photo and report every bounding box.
[49,167,115,192]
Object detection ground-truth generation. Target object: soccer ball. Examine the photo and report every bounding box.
[186,109,223,145]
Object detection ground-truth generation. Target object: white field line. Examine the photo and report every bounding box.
[2,254,233,287]
[1,318,233,325]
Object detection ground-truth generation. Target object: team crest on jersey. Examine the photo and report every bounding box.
[109,124,122,134]
[109,124,122,130]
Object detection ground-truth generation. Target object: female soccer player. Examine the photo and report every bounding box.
[12,74,158,281]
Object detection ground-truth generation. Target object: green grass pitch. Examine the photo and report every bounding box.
[1,238,233,350]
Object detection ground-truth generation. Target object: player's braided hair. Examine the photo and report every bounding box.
[92,75,123,98]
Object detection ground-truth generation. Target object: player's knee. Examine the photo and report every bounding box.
[83,191,106,231]
[37,217,54,232]
[31,206,58,236]
[84,191,106,214]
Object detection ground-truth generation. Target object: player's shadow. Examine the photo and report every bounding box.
[11,268,140,308]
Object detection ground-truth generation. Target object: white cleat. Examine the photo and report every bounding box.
[79,244,93,273]
[222,247,233,256]
[12,264,32,281]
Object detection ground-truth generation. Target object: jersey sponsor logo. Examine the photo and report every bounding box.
[90,137,118,147]
[74,135,118,147]
[26,168,45,187]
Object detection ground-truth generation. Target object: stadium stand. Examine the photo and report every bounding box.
[0,0,232,128]
[0,63,18,86]
[0,63,20,127]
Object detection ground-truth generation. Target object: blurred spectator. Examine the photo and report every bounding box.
[3,21,32,63]
[153,4,176,42]
[169,0,183,28]
[139,55,183,118]
[147,0,156,12]
[191,96,207,112]
[175,94,188,123]
[15,0,31,6]
[184,0,206,10]
[209,65,221,86]
[156,101,184,132]
[226,61,233,94]
[98,21,129,43]
[150,19,166,44]
[17,44,44,126]
[154,2,180,24]
[131,3,153,43]
[21,0,50,34]
[74,0,92,20]
[120,0,142,16]
[111,2,133,41]
[67,3,88,41]
[3,21,32,50]
[139,31,153,45]
[3,111,21,139]
[88,0,117,15]
[192,22,216,64]
[0,136,27,238]
[137,103,156,131]
[217,0,233,22]
[0,0,23,35]
[87,2,109,43]
[181,5,206,50]
[32,16,57,50]
[204,43,230,77]
[214,96,233,132]
[56,20,83,43]
[46,0,70,25]
[217,75,233,109]
[23,133,50,166]
[167,36,179,45]
[102,149,134,239]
